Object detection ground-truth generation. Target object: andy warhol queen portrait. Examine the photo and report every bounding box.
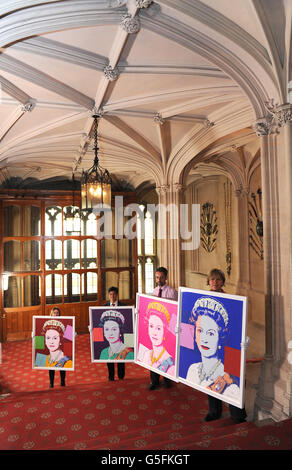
[89,306,135,362]
[32,316,75,371]
[178,288,248,408]
[136,294,179,380]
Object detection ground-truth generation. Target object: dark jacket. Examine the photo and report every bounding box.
[104,301,126,306]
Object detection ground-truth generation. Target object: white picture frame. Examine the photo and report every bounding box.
[89,306,135,363]
[177,287,248,409]
[32,315,75,371]
[135,293,180,382]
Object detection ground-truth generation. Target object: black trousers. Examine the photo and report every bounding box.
[208,395,247,422]
[107,362,125,380]
[150,370,171,386]
[49,369,66,385]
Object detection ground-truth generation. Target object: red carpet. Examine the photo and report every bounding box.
[0,334,291,451]
[0,333,148,393]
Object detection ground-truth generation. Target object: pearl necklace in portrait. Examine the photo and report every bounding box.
[198,359,222,384]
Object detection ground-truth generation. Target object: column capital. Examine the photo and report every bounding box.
[252,100,292,136]
[253,101,292,136]
[274,103,292,127]
[171,183,185,193]
[234,186,249,198]
[155,183,185,196]
[252,116,277,136]
[155,184,169,196]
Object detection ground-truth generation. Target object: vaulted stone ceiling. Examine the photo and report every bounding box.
[0,0,289,193]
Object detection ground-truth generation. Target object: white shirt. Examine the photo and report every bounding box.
[153,284,178,301]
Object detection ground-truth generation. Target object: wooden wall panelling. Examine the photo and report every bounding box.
[0,190,138,341]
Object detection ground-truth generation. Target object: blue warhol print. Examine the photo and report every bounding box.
[178,290,244,380]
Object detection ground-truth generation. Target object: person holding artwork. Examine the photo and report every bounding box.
[143,301,175,376]
[153,267,178,302]
[149,267,178,390]
[44,307,72,388]
[187,268,247,423]
[103,286,129,381]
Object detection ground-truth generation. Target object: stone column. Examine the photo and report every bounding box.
[155,183,184,289]
[234,187,251,295]
[279,105,292,417]
[253,106,292,420]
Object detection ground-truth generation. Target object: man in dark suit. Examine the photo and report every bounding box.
[104,286,126,381]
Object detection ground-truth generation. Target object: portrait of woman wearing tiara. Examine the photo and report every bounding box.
[186,297,240,400]
[142,301,175,376]
[42,319,73,369]
[99,310,134,361]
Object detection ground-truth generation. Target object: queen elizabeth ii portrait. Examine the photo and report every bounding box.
[32,316,75,370]
[89,306,135,362]
[136,294,179,379]
[42,319,73,368]
[142,301,175,375]
[178,288,247,408]
[99,310,134,360]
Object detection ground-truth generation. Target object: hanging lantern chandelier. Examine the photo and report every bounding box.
[81,113,112,212]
